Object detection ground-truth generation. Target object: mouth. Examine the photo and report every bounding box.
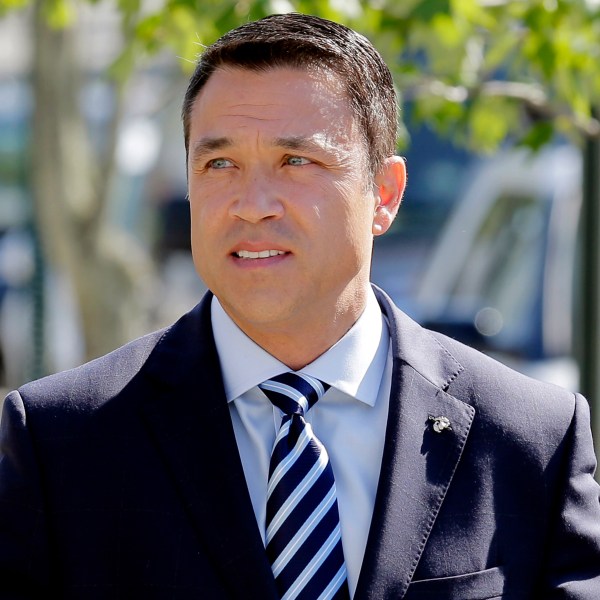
[234,250,287,259]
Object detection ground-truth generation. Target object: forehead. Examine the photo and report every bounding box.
[188,66,361,144]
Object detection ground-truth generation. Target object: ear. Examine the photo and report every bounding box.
[372,156,406,236]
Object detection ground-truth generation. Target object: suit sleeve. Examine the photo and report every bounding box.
[544,393,600,597]
[0,391,52,598]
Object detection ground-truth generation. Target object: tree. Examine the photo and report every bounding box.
[129,0,600,148]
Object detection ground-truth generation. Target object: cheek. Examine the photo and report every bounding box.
[320,210,373,272]
[188,183,226,227]
[335,195,376,242]
[188,200,203,236]
[189,199,218,261]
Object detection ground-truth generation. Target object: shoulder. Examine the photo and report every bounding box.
[12,292,215,415]
[13,327,168,413]
[0,327,170,450]
[430,328,578,423]
[375,285,581,440]
[414,323,587,475]
[381,289,596,497]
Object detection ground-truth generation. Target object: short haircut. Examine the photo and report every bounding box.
[182,13,398,177]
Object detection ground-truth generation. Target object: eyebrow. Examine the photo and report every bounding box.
[274,136,314,150]
[190,137,233,164]
[189,134,335,164]
[274,136,335,155]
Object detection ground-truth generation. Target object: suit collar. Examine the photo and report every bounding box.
[355,287,476,599]
[138,293,278,599]
[373,285,464,391]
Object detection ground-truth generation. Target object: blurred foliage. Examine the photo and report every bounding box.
[2,0,599,152]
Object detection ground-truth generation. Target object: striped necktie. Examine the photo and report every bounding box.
[259,372,350,600]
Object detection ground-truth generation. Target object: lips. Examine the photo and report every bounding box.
[235,250,286,259]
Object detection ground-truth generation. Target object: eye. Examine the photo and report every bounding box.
[285,155,311,166]
[208,158,234,169]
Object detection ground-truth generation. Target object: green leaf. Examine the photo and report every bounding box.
[517,120,555,151]
[467,97,516,152]
[0,0,29,15]
[43,0,76,28]
[411,0,451,22]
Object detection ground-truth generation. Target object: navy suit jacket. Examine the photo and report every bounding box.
[1,287,599,599]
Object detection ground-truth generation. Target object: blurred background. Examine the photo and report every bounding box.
[0,0,599,465]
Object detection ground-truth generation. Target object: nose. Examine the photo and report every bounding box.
[229,172,284,223]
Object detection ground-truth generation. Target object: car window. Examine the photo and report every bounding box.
[445,192,548,353]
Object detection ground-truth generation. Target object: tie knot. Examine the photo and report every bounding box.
[259,372,329,416]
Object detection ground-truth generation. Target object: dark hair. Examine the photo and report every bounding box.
[182,13,398,177]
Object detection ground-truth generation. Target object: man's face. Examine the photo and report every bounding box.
[187,66,401,345]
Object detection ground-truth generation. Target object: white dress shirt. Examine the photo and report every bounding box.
[211,289,392,596]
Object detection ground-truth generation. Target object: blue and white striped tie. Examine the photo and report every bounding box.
[259,373,350,600]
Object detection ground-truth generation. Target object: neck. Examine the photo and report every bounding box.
[225,287,370,371]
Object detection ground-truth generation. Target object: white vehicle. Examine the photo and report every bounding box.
[415,145,581,390]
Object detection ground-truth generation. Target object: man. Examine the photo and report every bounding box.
[1,13,599,600]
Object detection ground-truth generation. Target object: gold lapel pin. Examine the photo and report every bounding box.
[428,415,452,433]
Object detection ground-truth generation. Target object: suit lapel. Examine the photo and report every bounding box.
[138,294,277,599]
[355,288,475,600]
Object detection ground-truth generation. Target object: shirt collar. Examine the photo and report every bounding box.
[211,288,389,407]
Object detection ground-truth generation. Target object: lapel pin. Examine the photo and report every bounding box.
[428,415,452,433]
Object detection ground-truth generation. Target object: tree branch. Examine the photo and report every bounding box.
[406,78,600,140]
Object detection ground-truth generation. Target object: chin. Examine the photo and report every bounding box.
[220,292,294,324]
